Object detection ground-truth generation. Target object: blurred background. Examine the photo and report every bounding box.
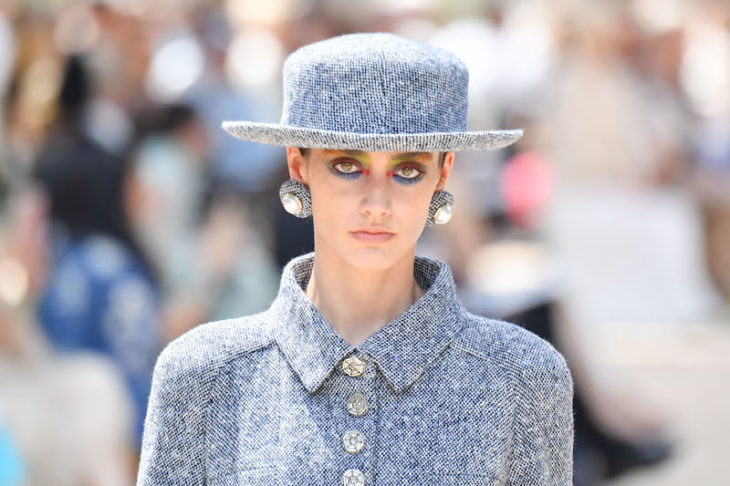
[0,0,728,484]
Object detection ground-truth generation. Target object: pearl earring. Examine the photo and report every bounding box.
[426,190,454,227]
[279,179,312,218]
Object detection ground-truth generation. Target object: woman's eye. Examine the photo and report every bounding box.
[394,166,421,179]
[333,160,360,173]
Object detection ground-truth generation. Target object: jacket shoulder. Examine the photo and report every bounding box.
[153,311,276,386]
[451,312,570,383]
[452,314,574,485]
[138,313,276,484]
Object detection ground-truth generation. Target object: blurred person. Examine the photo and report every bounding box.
[0,4,15,90]
[630,16,730,303]
[527,6,719,481]
[30,55,161,451]
[0,186,135,486]
[693,140,730,301]
[681,3,730,303]
[127,103,279,341]
[137,33,573,485]
[0,4,17,179]
[1,9,60,177]
[128,104,211,293]
[184,6,282,197]
[84,2,150,116]
[187,188,280,322]
[0,309,135,486]
[538,3,722,324]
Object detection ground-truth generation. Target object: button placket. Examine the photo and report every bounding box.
[338,354,375,484]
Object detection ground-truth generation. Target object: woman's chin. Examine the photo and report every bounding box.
[340,246,412,271]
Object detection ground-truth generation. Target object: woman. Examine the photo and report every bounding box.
[137,33,573,485]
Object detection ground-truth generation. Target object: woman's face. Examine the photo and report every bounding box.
[286,148,454,270]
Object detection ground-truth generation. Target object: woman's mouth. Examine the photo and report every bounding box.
[350,228,395,243]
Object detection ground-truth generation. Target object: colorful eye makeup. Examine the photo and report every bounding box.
[329,158,427,184]
[330,158,363,179]
[392,165,425,184]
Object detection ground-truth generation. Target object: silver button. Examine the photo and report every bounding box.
[346,393,369,417]
[342,356,365,377]
[342,468,365,486]
[342,430,365,454]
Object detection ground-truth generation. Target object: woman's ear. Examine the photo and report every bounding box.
[286,147,309,184]
[435,151,455,191]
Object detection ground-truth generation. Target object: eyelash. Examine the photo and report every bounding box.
[392,166,425,184]
[330,160,426,184]
[330,159,362,179]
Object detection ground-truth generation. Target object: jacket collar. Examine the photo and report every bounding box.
[269,253,466,394]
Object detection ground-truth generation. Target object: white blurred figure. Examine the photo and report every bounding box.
[680,2,730,302]
[537,3,723,325]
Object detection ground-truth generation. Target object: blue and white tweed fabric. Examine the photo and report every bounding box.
[222,33,523,152]
[137,253,573,485]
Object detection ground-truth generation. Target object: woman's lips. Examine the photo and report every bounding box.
[350,229,395,243]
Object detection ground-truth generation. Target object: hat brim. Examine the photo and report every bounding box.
[221,121,523,152]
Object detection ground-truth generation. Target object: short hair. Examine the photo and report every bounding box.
[298,148,447,168]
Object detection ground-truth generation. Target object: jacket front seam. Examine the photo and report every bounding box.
[203,338,276,482]
[449,339,520,482]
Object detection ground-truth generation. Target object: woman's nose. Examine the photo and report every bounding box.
[360,175,392,219]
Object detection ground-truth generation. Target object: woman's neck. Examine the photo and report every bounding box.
[306,244,425,346]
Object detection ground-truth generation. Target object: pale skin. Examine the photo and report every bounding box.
[286,147,454,346]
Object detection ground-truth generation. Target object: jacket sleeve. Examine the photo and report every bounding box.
[136,335,214,485]
[508,348,574,485]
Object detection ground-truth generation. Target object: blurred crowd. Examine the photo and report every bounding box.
[0,0,728,485]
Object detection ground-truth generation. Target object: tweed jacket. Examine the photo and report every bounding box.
[137,253,574,485]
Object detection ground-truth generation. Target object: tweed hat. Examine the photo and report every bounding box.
[222,32,523,152]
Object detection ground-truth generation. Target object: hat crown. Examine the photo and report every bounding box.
[280,33,469,135]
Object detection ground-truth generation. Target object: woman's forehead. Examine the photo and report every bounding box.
[320,149,436,162]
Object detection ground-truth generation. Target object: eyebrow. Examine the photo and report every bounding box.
[323,149,371,161]
[391,152,433,162]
